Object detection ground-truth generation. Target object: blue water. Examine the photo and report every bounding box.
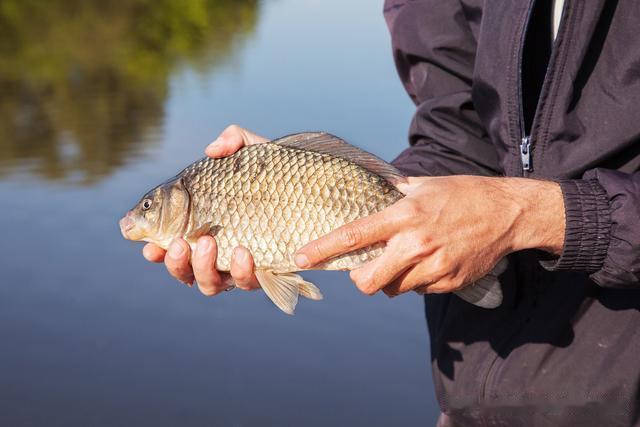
[0,0,438,425]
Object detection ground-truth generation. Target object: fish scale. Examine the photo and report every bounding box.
[181,142,402,273]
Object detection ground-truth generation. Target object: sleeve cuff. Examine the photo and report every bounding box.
[541,179,611,272]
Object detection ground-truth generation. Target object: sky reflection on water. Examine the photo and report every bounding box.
[0,0,437,425]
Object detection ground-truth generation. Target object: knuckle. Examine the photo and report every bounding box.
[340,226,362,249]
[167,263,189,280]
[430,253,451,277]
[226,124,241,133]
[408,238,431,261]
[400,198,422,219]
[309,242,325,262]
[166,249,189,265]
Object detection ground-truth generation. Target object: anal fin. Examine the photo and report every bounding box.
[295,276,323,301]
[254,271,323,315]
[184,221,213,244]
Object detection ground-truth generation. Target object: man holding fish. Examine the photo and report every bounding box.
[136,0,640,425]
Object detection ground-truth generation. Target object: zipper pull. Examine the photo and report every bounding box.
[520,136,532,172]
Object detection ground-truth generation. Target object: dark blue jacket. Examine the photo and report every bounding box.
[385,1,640,425]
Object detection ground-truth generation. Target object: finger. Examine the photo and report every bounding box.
[205,124,269,158]
[413,283,432,295]
[192,236,225,296]
[164,238,194,286]
[386,262,441,295]
[294,209,398,268]
[384,271,435,297]
[143,243,166,263]
[349,244,415,296]
[379,239,439,296]
[230,246,260,290]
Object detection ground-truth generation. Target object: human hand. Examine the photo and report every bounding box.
[142,125,269,295]
[294,176,565,297]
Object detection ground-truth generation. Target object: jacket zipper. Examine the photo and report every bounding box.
[482,0,572,405]
[517,0,569,175]
[516,0,537,175]
[520,135,532,171]
[480,0,537,406]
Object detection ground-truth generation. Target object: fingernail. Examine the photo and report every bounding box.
[168,240,185,258]
[294,253,309,268]
[197,238,211,254]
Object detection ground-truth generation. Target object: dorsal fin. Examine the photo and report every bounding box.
[273,132,406,187]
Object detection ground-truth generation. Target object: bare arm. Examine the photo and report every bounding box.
[294,176,565,297]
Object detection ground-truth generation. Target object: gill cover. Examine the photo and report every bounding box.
[158,176,191,239]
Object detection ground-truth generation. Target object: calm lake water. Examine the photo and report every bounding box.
[0,0,438,425]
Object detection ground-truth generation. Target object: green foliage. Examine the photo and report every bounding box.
[0,0,259,183]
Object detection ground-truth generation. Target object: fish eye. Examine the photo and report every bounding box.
[141,199,153,211]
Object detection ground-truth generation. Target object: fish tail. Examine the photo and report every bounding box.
[454,258,508,309]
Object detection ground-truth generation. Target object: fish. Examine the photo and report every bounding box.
[120,132,505,314]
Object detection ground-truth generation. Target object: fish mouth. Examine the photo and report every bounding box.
[119,211,136,239]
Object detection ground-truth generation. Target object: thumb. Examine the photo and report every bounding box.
[205,125,269,158]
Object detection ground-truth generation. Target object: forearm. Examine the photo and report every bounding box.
[474,169,640,290]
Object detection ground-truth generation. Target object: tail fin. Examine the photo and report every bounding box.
[454,258,508,309]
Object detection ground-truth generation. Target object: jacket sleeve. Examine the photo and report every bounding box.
[384,1,639,288]
[384,0,501,177]
[543,170,640,289]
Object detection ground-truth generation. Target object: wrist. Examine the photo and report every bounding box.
[502,178,566,255]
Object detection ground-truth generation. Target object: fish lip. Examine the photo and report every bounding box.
[119,213,135,238]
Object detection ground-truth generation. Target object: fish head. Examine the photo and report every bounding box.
[120,176,191,247]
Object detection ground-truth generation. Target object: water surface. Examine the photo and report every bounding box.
[0,0,438,425]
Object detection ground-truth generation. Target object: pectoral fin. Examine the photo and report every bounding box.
[184,222,218,244]
[255,271,323,315]
[454,258,508,309]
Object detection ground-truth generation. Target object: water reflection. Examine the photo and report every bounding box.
[0,0,259,184]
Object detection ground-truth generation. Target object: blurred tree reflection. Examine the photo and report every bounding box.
[0,0,259,184]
